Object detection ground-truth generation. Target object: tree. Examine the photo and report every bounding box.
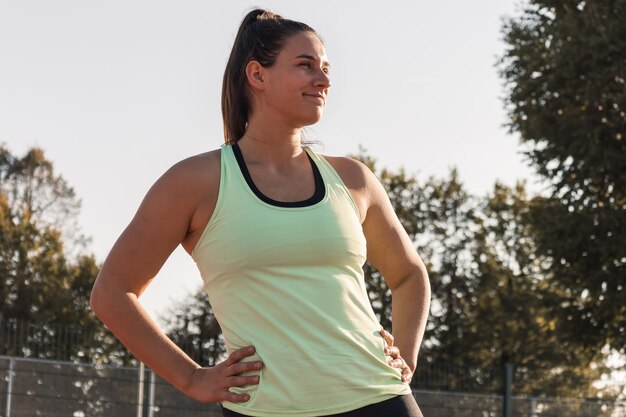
[497,0,626,353]
[0,143,127,364]
[349,149,610,398]
[162,290,225,366]
[0,145,87,255]
[426,179,607,398]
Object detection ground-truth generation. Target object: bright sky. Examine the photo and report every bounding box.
[0,0,545,324]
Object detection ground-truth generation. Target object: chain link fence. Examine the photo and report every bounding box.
[0,356,222,417]
[1,318,625,416]
[1,355,625,417]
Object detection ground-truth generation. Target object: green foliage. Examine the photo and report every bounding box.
[350,148,610,398]
[162,291,225,367]
[0,143,127,364]
[498,0,626,205]
[497,0,626,353]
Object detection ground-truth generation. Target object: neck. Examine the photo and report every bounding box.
[236,111,306,165]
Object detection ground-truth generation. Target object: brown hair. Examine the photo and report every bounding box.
[221,9,320,144]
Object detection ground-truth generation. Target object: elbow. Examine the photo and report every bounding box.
[90,272,139,323]
[392,266,431,297]
[89,279,105,319]
[420,267,431,296]
[419,268,431,302]
[90,272,115,321]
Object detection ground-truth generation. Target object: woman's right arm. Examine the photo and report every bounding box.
[90,154,261,403]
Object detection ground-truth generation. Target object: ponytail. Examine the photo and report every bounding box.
[221,9,318,144]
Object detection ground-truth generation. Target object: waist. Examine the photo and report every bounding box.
[205,272,410,415]
[220,326,410,416]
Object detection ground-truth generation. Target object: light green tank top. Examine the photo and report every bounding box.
[191,144,411,416]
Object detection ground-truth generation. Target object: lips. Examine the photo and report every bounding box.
[303,93,325,104]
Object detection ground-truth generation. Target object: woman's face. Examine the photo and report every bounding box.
[255,31,331,127]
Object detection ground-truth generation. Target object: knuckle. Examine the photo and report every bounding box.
[233,363,246,374]
[234,376,248,386]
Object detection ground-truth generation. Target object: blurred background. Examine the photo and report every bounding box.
[1,1,624,416]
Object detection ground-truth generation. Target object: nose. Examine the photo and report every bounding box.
[314,69,331,89]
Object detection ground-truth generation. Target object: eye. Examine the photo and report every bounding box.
[299,61,312,69]
[322,67,330,74]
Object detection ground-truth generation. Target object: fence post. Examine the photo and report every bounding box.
[148,370,156,417]
[137,362,145,417]
[530,397,537,417]
[5,358,14,417]
[503,362,513,417]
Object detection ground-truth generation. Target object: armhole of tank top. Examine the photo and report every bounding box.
[191,147,226,259]
[308,148,362,223]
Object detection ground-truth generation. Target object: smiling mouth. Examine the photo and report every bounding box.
[303,94,325,103]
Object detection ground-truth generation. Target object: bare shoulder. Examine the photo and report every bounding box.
[317,153,373,223]
[167,147,221,182]
[322,155,372,189]
[134,147,222,229]
[167,148,222,254]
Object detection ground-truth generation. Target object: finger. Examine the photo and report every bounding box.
[228,375,261,387]
[379,329,394,346]
[388,357,406,368]
[383,345,400,358]
[222,391,251,403]
[227,360,264,376]
[225,346,256,366]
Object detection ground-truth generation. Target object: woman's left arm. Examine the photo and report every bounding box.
[358,161,431,374]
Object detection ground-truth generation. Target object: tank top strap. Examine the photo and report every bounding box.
[218,143,252,207]
[303,146,361,222]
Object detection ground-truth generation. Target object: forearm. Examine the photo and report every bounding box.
[390,266,431,372]
[90,280,199,394]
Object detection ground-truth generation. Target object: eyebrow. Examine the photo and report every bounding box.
[295,54,331,69]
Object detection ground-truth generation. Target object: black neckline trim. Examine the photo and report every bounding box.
[231,143,326,208]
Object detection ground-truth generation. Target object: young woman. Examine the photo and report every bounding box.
[90,9,430,417]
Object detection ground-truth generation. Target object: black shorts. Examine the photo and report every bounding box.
[220,394,423,417]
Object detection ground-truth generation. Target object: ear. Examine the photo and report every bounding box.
[245,60,266,92]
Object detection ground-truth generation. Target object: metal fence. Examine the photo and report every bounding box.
[2,318,626,416]
[0,318,133,366]
[1,355,625,417]
[0,356,222,417]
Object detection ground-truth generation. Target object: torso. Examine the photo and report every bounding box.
[180,147,368,256]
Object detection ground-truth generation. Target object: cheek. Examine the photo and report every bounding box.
[268,79,296,98]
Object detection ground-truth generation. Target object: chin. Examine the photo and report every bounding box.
[288,108,324,128]
[303,110,324,126]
